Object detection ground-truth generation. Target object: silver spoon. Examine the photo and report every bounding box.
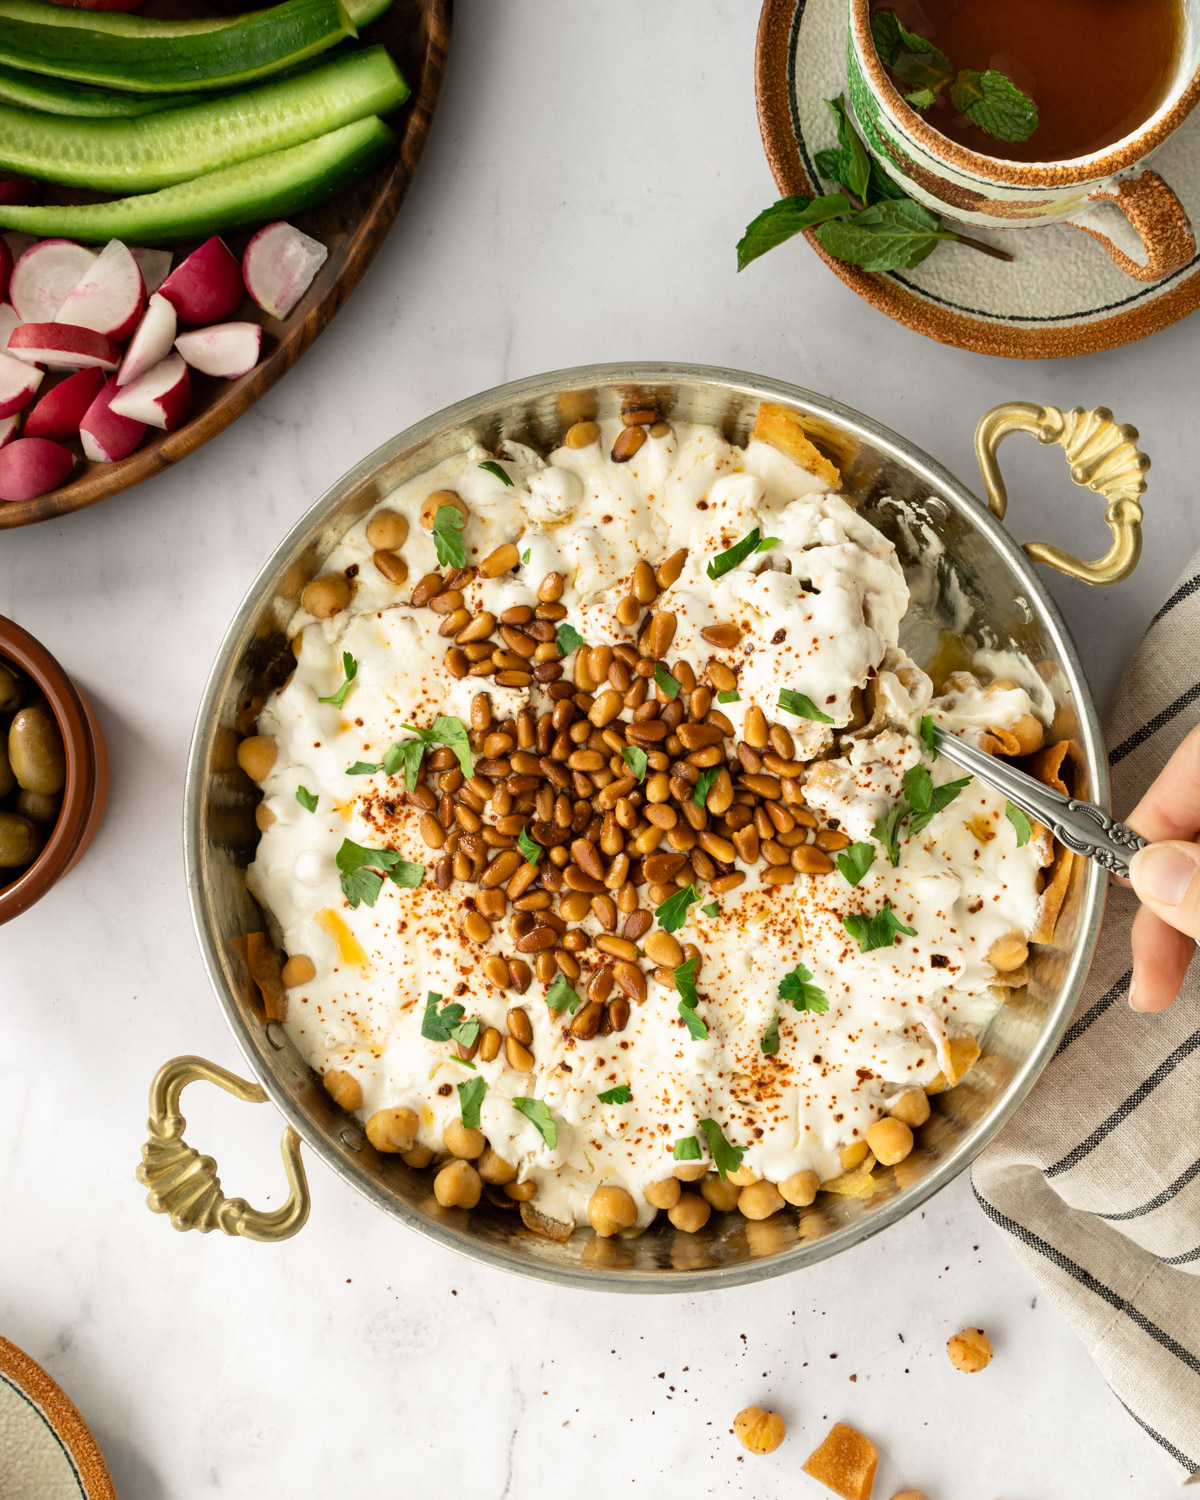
[929,725,1146,879]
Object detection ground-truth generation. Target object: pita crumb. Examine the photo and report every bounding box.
[801,1421,879,1500]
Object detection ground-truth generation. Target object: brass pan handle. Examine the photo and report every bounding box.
[974,402,1148,586]
[137,1055,310,1242]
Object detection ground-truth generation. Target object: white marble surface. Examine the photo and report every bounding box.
[2,3,1198,1496]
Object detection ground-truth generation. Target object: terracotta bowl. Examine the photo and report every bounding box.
[0,617,109,924]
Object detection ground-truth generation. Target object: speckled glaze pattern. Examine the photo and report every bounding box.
[0,1338,116,1500]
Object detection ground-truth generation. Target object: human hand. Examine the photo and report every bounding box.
[1126,724,1200,1011]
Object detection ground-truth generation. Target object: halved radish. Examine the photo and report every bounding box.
[0,437,73,502]
[242,222,327,320]
[54,239,145,342]
[0,304,37,367]
[118,293,175,387]
[8,322,122,372]
[80,376,147,462]
[24,366,105,441]
[109,353,191,430]
[10,240,97,323]
[158,237,243,328]
[175,321,261,379]
[131,247,172,297]
[0,238,11,306]
[0,414,19,449]
[0,351,43,418]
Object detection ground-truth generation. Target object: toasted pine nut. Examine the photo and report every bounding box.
[480,543,520,578]
[373,548,409,584]
[565,420,600,448]
[656,548,687,588]
[611,426,646,463]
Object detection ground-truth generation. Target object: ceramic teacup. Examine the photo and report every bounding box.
[846,0,1200,281]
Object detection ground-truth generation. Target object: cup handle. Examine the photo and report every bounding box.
[1069,169,1195,283]
[136,1054,310,1241]
[974,402,1148,586]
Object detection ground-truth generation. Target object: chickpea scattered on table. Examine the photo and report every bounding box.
[733,1405,787,1455]
[0,659,66,878]
[946,1326,993,1373]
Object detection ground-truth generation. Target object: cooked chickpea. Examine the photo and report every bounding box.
[302,572,351,618]
[503,1178,537,1201]
[588,1184,637,1237]
[988,930,1029,972]
[643,1176,681,1210]
[401,1143,435,1168]
[888,1087,930,1128]
[839,1139,871,1171]
[1010,712,1044,754]
[365,1107,419,1153]
[946,1327,992,1373]
[727,1165,759,1187]
[419,488,469,532]
[477,1146,518,1184]
[444,1118,486,1159]
[889,1492,926,1500]
[866,1117,914,1166]
[673,1161,708,1182]
[323,1069,362,1111]
[236,734,276,782]
[434,1158,482,1208]
[255,802,275,831]
[779,1170,819,1207]
[365,508,409,551]
[668,1193,711,1232]
[733,1406,786,1455]
[281,954,316,987]
[738,1180,785,1220]
[700,1174,741,1212]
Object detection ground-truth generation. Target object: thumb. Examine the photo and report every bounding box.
[1128,841,1200,940]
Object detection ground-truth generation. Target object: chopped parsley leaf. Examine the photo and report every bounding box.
[336,839,424,908]
[673,1135,702,1161]
[698,1118,744,1181]
[431,503,467,567]
[843,901,917,953]
[706,526,776,580]
[457,1076,487,1129]
[517,825,542,865]
[545,972,581,1013]
[761,1014,781,1055]
[295,785,318,813]
[478,459,513,486]
[598,1084,632,1105]
[716,689,741,703]
[621,745,648,781]
[701,900,720,918]
[1006,801,1033,846]
[920,714,939,759]
[555,622,584,656]
[836,840,875,887]
[778,688,834,724]
[656,883,700,933]
[512,1096,557,1149]
[872,804,907,867]
[693,767,720,808]
[317,650,357,708]
[778,961,828,1014]
[654,663,681,699]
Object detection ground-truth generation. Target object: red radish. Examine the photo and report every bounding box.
[0,414,19,449]
[54,239,145,342]
[118,292,175,387]
[8,322,122,372]
[131,247,172,296]
[242,221,327,320]
[0,437,73,502]
[0,177,39,207]
[0,304,37,366]
[10,240,97,322]
[158,237,243,328]
[0,351,43,417]
[0,238,10,305]
[109,353,191,430]
[80,376,146,462]
[24,366,105,441]
[175,321,261,379]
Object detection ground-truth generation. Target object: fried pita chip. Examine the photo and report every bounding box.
[751,402,842,489]
[245,931,288,1021]
[802,1422,880,1500]
[820,1153,878,1198]
[520,1200,574,1242]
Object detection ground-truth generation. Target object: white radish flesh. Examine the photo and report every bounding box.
[24,366,105,441]
[118,293,176,387]
[159,237,244,328]
[108,352,191,430]
[0,436,73,502]
[242,221,328,319]
[174,321,261,379]
[7,322,122,372]
[54,239,146,342]
[0,350,43,418]
[10,239,97,323]
[80,376,147,462]
[0,414,18,449]
[131,247,172,296]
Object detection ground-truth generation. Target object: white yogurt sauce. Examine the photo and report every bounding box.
[248,419,1046,1227]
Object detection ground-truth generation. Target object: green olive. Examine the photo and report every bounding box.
[9,705,65,796]
[0,663,22,713]
[0,736,13,800]
[0,811,41,868]
[15,788,61,827]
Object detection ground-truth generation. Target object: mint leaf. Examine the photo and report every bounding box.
[512,1096,557,1149]
[621,745,648,782]
[656,884,700,933]
[707,526,764,580]
[951,68,1038,142]
[674,955,699,1008]
[736,193,852,271]
[1006,801,1033,847]
[478,459,513,486]
[778,689,834,724]
[907,775,971,836]
[518,825,542,866]
[815,198,955,273]
[317,650,357,708]
[844,902,917,953]
[920,714,939,759]
[717,689,741,703]
[779,961,828,1014]
[555,622,584,656]
[761,1014,781,1055]
[826,92,870,202]
[701,901,720,918]
[871,10,953,99]
[873,804,907,867]
[698,1118,744,1181]
[431,503,467,567]
[837,841,875,887]
[673,1135,702,1162]
[545,972,581,1013]
[816,100,903,205]
[296,785,318,813]
[693,767,720,808]
[458,1075,487,1129]
[421,990,464,1042]
[598,1084,631,1105]
[654,663,680,699]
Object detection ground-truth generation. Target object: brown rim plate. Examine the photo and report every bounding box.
[755,0,1200,358]
[0,0,452,529]
[0,1336,116,1500]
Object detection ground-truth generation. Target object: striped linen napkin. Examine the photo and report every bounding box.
[972,553,1200,1484]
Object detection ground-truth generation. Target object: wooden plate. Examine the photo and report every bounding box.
[0,0,452,529]
[0,1336,116,1499]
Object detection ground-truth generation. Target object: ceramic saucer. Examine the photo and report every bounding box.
[0,1337,116,1500]
[755,0,1200,357]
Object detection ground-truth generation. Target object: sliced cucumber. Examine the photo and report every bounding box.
[0,64,208,116]
[0,48,407,191]
[0,0,358,94]
[346,0,395,22]
[0,115,395,244]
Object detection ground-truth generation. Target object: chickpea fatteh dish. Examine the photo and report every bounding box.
[234,400,1071,1240]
